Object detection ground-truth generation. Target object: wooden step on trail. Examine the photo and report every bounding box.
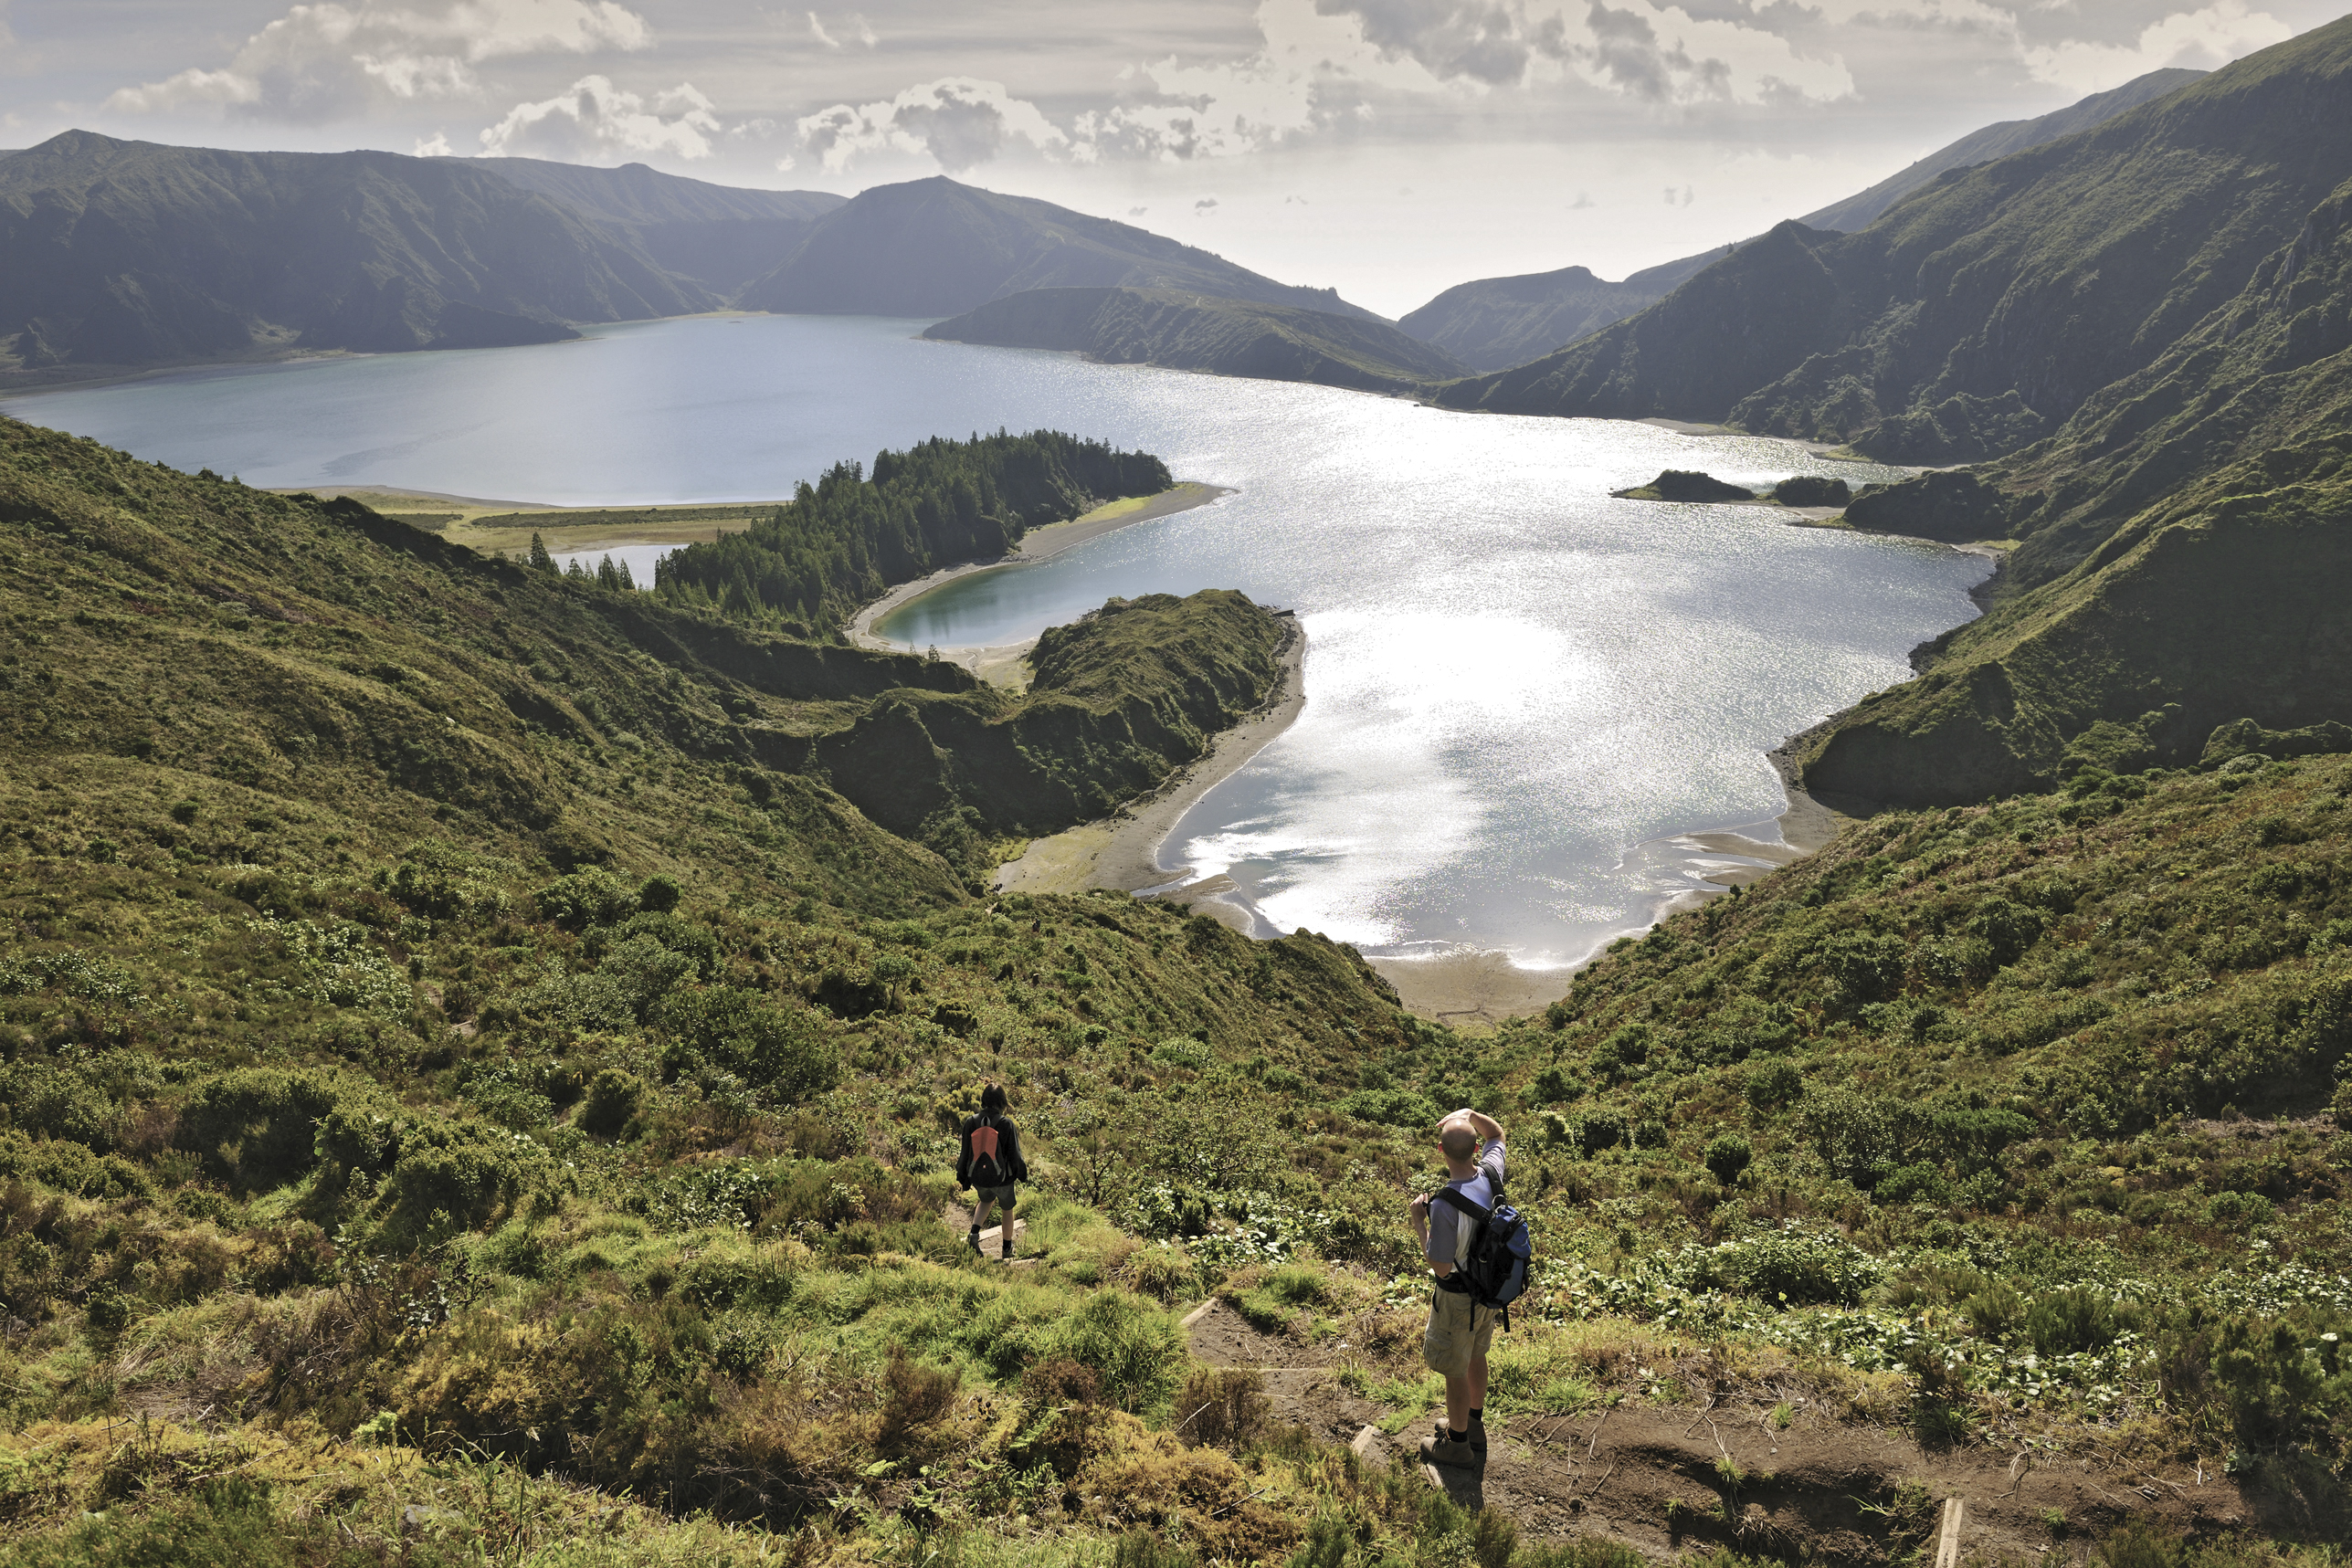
[942,1201,1029,1258]
[1934,1497,1968,1568]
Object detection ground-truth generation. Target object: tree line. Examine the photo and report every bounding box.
[649,430,1172,632]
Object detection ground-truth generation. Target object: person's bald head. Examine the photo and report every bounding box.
[1440,1122,1478,1162]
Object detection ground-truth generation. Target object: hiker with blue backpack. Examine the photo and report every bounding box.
[1410,1107,1531,1468]
[957,1084,1028,1260]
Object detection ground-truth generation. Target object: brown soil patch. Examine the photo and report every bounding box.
[1186,1309,2252,1562]
[1185,1301,1384,1450]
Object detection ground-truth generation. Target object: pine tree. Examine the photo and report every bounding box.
[528,532,556,574]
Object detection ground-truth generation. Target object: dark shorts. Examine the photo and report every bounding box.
[971,1184,1018,1210]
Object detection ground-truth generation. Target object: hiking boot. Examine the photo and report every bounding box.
[1419,1428,1478,1468]
[1433,1418,1488,1456]
[966,1226,982,1256]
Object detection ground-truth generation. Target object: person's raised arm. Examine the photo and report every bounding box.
[1457,1108,1504,1145]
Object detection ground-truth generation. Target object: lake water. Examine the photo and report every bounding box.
[5,315,1988,968]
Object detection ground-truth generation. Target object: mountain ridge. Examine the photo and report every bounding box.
[0,131,732,374]
[738,175,1382,322]
[1397,67,2206,374]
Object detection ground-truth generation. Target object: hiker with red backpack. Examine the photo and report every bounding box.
[956,1084,1029,1260]
[1410,1107,1531,1468]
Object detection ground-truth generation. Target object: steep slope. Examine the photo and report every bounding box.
[466,157,845,295]
[1797,67,2203,233]
[738,175,1378,321]
[1804,436,2352,805]
[1783,78,2352,803]
[1397,68,2199,374]
[0,132,712,373]
[1431,22,2352,460]
[923,286,1468,393]
[0,417,1267,879]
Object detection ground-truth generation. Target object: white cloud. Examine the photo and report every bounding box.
[414,128,455,154]
[2021,1,2291,91]
[104,0,651,124]
[796,77,1070,174]
[480,75,718,159]
[807,12,838,48]
[787,0,1855,177]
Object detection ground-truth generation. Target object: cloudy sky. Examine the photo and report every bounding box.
[4,0,2343,313]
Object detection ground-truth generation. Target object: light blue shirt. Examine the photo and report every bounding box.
[1426,1142,1506,1269]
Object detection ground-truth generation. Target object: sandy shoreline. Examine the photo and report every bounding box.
[1369,778,1847,1028]
[995,620,1307,900]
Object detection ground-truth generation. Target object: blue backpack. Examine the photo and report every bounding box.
[1436,1184,1534,1329]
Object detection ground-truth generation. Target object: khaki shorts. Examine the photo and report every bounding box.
[1422,1286,1498,1378]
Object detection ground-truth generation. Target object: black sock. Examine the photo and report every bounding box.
[1470,1408,1483,1425]
[1447,1426,1469,1441]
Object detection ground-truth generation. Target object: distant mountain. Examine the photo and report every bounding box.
[923,287,1468,394]
[1429,30,2351,466]
[0,132,718,372]
[0,133,864,377]
[1398,68,2201,373]
[1685,19,2352,807]
[1396,254,1718,374]
[463,158,845,296]
[739,176,1380,322]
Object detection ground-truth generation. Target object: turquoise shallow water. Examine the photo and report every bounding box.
[4,316,1988,966]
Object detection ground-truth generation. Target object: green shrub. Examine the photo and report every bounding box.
[376,1120,548,1239]
[2,1065,118,1152]
[533,866,638,931]
[1674,1225,1884,1306]
[0,1133,153,1201]
[659,987,838,1102]
[174,1069,356,1191]
[2028,1289,2132,1356]
[1049,1290,1184,1413]
[1745,1059,1803,1111]
[578,1068,646,1137]
[597,934,698,1020]
[1963,1283,2026,1342]
[1703,1134,1752,1185]
[637,873,683,913]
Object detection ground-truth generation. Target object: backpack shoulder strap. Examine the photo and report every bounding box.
[1433,1187,1491,1223]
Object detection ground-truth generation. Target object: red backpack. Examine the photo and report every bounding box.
[968,1119,1006,1186]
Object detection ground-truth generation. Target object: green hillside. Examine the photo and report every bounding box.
[923,286,1469,393]
[1430,22,2352,463]
[737,176,1379,321]
[3,404,2351,1561]
[1788,73,2352,805]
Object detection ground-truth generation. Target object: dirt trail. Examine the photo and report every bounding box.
[941,1200,1034,1267]
[1183,1303,2252,1563]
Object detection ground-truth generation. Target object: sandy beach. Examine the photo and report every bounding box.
[1368,778,1850,1028]
[848,481,1231,683]
[995,619,1306,900]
